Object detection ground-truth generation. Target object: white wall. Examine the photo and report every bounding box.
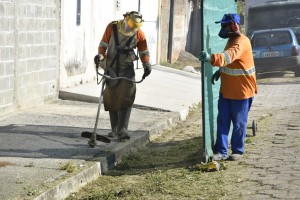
[60,0,116,88]
[60,0,159,88]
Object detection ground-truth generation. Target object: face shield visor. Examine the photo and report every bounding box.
[126,12,144,29]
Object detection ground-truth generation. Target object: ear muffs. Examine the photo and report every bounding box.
[231,22,238,32]
[228,14,238,32]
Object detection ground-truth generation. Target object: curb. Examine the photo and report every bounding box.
[93,130,150,173]
[31,109,185,200]
[34,162,101,200]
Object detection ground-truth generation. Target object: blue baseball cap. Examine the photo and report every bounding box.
[215,13,240,24]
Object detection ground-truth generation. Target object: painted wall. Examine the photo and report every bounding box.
[60,0,115,88]
[60,0,159,88]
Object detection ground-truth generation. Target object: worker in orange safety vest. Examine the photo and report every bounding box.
[199,13,258,161]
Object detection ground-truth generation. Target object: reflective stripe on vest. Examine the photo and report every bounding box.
[223,51,231,66]
[220,66,256,76]
[100,41,108,48]
[139,49,150,57]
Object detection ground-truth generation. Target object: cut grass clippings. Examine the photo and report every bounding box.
[66,103,273,200]
[66,104,229,200]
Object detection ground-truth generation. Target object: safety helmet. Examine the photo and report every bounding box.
[124,11,144,29]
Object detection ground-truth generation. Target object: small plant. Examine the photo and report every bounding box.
[60,161,76,173]
[24,162,34,167]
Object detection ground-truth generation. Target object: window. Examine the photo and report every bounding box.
[252,31,292,47]
[76,0,81,26]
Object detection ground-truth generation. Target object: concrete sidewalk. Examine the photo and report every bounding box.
[59,65,201,120]
[0,65,201,200]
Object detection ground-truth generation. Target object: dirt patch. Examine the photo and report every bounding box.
[0,161,15,167]
[161,50,201,71]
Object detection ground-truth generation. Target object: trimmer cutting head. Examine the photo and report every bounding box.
[81,131,111,143]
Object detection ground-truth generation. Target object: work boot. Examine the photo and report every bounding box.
[108,111,118,138]
[117,128,131,141]
[116,107,132,141]
[228,154,243,161]
[107,130,117,138]
[211,153,228,161]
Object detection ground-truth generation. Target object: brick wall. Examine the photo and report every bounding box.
[0,0,59,114]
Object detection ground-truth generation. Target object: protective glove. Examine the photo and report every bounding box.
[142,62,152,79]
[211,69,220,85]
[94,54,105,69]
[198,51,211,62]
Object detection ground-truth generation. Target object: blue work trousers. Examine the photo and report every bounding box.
[214,94,253,156]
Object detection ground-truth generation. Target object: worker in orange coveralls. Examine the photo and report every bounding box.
[199,13,257,161]
[94,11,151,141]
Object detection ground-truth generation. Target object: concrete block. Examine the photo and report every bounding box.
[23,46,31,58]
[0,4,4,17]
[49,32,56,43]
[5,62,14,76]
[5,89,13,104]
[6,32,14,46]
[1,47,9,62]
[30,71,39,84]
[35,32,43,44]
[0,63,4,76]
[34,5,42,18]
[0,91,5,106]
[19,60,27,73]
[8,75,14,90]
[0,32,5,44]
[18,4,27,17]
[8,47,14,61]
[42,32,49,43]
[43,69,55,82]
[26,32,34,45]
[21,73,30,85]
[0,76,9,91]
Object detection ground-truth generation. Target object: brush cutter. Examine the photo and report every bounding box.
[81,64,146,147]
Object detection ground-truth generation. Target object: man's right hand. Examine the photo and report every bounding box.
[211,69,220,85]
[94,54,105,69]
[198,51,211,62]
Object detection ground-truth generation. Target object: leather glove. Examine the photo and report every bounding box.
[198,51,211,62]
[142,62,152,79]
[94,54,105,69]
[211,69,220,85]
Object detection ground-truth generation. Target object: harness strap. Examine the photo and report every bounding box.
[112,24,120,76]
[111,23,137,76]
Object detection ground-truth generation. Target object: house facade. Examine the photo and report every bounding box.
[0,0,197,115]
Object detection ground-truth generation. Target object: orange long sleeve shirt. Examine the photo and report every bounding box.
[98,21,150,64]
[211,34,258,100]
